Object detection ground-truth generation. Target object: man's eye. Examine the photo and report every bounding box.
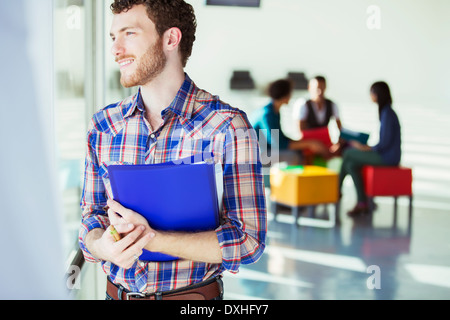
[126,32,135,36]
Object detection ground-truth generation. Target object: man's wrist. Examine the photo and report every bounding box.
[85,228,105,260]
[143,230,222,264]
[144,229,165,253]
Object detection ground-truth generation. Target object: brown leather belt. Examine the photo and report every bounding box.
[106,276,223,300]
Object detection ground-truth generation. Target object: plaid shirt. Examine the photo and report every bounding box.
[78,74,267,293]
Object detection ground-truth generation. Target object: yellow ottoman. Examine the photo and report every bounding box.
[270,165,340,227]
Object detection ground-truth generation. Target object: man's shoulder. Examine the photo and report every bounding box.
[90,94,136,133]
[193,88,249,126]
[194,88,240,113]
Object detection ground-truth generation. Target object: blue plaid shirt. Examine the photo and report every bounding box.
[79,74,267,293]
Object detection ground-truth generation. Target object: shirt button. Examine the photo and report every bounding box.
[150,134,156,139]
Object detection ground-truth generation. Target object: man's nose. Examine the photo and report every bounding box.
[111,38,125,58]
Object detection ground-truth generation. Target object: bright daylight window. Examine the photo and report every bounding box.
[54,0,88,257]
[54,0,134,262]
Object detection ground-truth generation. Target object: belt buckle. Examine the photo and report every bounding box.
[126,292,147,300]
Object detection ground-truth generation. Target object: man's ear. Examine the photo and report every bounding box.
[164,27,182,51]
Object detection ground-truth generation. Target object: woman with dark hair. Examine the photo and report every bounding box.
[339,81,402,216]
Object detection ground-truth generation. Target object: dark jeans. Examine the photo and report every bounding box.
[339,148,384,203]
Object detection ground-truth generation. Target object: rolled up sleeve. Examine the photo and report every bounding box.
[79,209,109,263]
[78,128,110,263]
[216,113,267,273]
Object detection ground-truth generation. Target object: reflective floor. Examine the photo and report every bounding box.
[223,188,450,300]
[71,99,449,300]
[222,100,450,300]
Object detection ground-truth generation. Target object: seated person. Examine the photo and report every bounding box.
[252,79,328,165]
[298,75,342,131]
[295,75,344,160]
[339,81,402,216]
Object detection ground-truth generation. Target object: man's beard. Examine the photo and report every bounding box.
[120,38,167,88]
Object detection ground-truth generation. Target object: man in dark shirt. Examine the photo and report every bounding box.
[298,76,342,132]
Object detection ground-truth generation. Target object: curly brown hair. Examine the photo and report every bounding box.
[110,0,197,67]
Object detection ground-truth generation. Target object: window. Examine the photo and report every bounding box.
[104,1,135,105]
[54,0,88,257]
[54,0,135,261]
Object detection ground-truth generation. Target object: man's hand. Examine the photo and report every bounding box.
[106,199,222,264]
[86,225,153,269]
[85,199,157,268]
[107,199,156,238]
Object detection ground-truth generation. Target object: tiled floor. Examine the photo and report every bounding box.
[223,186,450,300]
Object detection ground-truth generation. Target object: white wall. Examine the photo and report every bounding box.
[186,0,450,110]
[185,0,450,209]
[0,0,68,299]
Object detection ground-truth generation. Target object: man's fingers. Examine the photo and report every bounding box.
[115,230,154,269]
[113,223,135,234]
[115,225,148,251]
[107,199,152,232]
[107,199,134,220]
[134,230,155,249]
[107,208,124,225]
[123,232,154,261]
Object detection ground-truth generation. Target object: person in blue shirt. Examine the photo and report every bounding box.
[252,79,329,165]
[339,81,402,216]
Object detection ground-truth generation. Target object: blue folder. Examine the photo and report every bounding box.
[108,154,221,262]
[340,128,370,145]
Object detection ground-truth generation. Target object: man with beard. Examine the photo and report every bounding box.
[78,0,267,300]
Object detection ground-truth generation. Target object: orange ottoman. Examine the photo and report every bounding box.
[270,165,340,227]
[362,166,413,226]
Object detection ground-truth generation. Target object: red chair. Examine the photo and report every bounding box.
[300,127,333,165]
[301,127,333,152]
[362,166,413,227]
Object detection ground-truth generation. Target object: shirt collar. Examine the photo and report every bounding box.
[123,73,197,120]
[123,90,145,119]
[164,73,197,120]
